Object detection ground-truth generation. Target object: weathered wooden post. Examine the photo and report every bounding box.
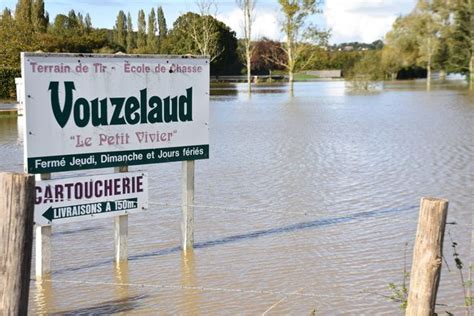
[181,160,195,251]
[115,166,128,263]
[0,172,35,315]
[406,197,449,316]
[36,173,51,278]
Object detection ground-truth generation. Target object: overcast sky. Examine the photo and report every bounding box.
[2,0,417,44]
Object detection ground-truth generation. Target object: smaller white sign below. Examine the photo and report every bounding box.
[34,172,148,226]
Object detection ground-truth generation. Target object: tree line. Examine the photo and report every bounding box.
[0,0,471,98]
[348,0,473,88]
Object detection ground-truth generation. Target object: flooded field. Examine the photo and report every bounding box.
[1,80,472,314]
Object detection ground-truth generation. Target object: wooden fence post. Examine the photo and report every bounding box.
[35,173,51,279]
[406,197,449,316]
[115,166,128,263]
[181,160,195,252]
[0,172,35,315]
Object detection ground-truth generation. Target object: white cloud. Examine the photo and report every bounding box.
[217,8,280,41]
[324,0,415,43]
[253,11,280,40]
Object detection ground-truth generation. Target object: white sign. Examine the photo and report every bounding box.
[34,172,148,225]
[21,53,209,173]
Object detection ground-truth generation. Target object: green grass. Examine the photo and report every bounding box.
[293,73,320,81]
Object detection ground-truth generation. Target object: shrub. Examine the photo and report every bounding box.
[0,67,21,100]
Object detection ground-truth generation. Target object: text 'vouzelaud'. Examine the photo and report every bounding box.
[48,81,193,128]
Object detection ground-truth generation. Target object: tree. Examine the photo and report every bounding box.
[67,9,79,30]
[448,0,473,86]
[2,8,12,20]
[236,0,256,92]
[137,10,146,52]
[185,1,225,60]
[51,14,68,35]
[432,0,454,79]
[84,13,92,33]
[251,37,286,75]
[412,0,444,88]
[277,0,327,91]
[168,12,219,58]
[167,12,240,75]
[32,0,48,33]
[77,12,84,33]
[15,0,32,27]
[381,45,402,79]
[126,12,135,53]
[157,6,167,53]
[346,50,383,90]
[0,1,37,68]
[384,15,420,68]
[114,10,127,50]
[147,8,158,53]
[157,6,167,38]
[381,0,466,87]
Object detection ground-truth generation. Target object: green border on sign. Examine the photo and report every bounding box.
[28,145,209,173]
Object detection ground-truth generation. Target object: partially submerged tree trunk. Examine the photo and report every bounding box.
[470,55,473,90]
[288,41,295,93]
[439,69,446,80]
[277,0,324,96]
[426,36,432,91]
[236,0,255,93]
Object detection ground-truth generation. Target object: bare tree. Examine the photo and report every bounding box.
[187,0,224,62]
[236,0,256,92]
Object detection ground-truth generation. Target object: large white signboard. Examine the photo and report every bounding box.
[21,53,209,173]
[34,172,148,225]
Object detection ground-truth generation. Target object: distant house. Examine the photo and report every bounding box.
[343,46,354,51]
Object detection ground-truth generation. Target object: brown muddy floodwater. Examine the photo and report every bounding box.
[0,80,473,314]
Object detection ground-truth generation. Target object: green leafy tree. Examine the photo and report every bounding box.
[381,0,469,86]
[157,6,167,38]
[84,13,92,33]
[77,12,85,34]
[147,8,158,53]
[32,0,48,33]
[2,7,13,19]
[51,14,68,35]
[346,50,384,90]
[35,29,108,53]
[0,0,35,68]
[297,44,331,70]
[448,0,473,85]
[114,10,127,50]
[67,9,79,30]
[412,0,445,88]
[384,15,420,69]
[157,6,167,53]
[329,50,363,75]
[137,9,146,52]
[168,12,220,58]
[15,0,32,27]
[380,45,402,79]
[126,12,135,53]
[167,12,240,75]
[432,0,454,79]
[0,8,32,68]
[277,0,327,91]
